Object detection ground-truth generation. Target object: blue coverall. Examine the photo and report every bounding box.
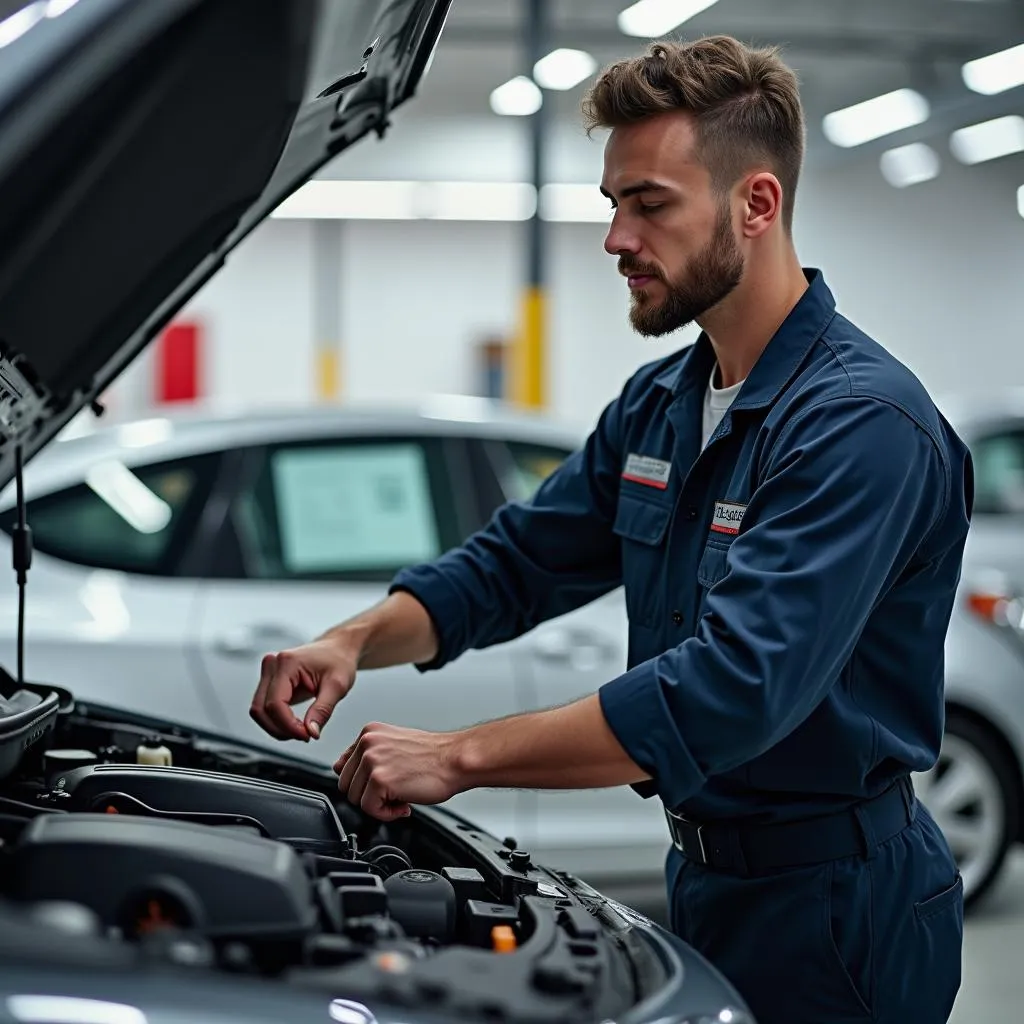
[392,269,973,1024]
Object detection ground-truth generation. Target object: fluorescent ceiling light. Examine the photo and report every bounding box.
[425,182,536,221]
[533,48,597,91]
[1018,184,1024,221]
[272,180,419,219]
[950,115,1024,165]
[272,181,537,222]
[618,0,719,37]
[490,76,542,116]
[822,88,930,148]
[879,143,941,188]
[540,184,612,223]
[962,43,1024,96]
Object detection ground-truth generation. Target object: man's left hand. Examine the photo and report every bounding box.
[334,723,461,821]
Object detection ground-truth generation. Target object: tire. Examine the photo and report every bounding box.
[913,710,1020,911]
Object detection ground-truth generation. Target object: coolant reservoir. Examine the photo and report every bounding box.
[136,737,172,767]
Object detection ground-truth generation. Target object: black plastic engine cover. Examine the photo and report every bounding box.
[8,814,319,941]
[52,764,346,845]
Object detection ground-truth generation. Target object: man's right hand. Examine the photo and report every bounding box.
[249,637,358,742]
[248,592,441,744]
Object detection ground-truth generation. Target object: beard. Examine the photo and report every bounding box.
[621,203,745,338]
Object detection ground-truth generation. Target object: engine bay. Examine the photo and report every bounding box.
[0,675,668,1024]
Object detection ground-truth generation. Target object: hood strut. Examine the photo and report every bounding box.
[11,442,31,687]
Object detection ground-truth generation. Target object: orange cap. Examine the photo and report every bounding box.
[491,925,517,953]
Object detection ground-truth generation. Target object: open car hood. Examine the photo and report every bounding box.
[0,0,451,491]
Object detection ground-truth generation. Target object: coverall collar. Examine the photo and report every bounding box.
[653,268,837,410]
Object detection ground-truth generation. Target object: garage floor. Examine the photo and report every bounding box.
[623,850,1024,1020]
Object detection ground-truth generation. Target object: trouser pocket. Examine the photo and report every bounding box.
[914,872,963,920]
[679,859,873,1024]
[866,811,963,1024]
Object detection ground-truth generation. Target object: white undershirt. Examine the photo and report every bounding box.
[702,365,745,448]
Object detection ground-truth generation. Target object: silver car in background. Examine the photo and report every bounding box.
[919,391,1024,907]
[1,391,1023,910]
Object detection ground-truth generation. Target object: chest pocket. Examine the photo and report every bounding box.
[613,492,671,628]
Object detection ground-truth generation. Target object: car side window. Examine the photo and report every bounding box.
[229,437,461,582]
[498,441,573,502]
[0,454,221,575]
[971,430,1024,515]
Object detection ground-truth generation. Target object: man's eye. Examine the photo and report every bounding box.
[639,203,663,213]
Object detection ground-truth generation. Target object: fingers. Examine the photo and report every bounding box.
[303,673,349,741]
[336,740,360,795]
[347,753,374,809]
[365,790,412,822]
[249,653,293,740]
[336,738,411,822]
[262,652,311,742]
[358,762,413,821]
[333,742,355,775]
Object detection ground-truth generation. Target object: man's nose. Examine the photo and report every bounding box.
[604,214,642,257]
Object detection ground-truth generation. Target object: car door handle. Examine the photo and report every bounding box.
[212,624,306,659]
[530,627,617,670]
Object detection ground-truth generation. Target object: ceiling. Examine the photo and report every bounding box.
[401,0,1024,171]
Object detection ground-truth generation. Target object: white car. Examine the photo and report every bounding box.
[0,399,669,902]
[6,393,1023,912]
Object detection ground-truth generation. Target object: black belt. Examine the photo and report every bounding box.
[665,776,917,877]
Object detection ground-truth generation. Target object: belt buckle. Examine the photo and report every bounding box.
[668,809,708,864]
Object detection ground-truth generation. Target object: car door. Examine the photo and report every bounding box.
[0,452,223,732]
[475,438,670,883]
[188,433,528,842]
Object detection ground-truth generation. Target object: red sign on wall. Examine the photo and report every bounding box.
[155,320,202,404]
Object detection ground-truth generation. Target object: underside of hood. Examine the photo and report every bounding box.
[0,0,451,490]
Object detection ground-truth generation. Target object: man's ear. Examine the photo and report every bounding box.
[742,172,784,238]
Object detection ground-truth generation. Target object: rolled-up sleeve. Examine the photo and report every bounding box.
[390,398,625,672]
[599,396,949,810]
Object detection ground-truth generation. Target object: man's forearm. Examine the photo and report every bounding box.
[320,591,439,669]
[453,693,652,791]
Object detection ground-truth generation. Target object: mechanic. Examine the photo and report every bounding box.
[251,36,973,1024]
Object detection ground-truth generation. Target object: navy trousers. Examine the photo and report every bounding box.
[666,802,963,1024]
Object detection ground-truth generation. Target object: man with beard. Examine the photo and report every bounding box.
[250,37,972,1024]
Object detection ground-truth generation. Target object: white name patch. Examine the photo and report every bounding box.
[622,453,671,490]
[711,500,746,536]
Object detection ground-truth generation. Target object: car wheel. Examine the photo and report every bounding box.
[913,711,1020,910]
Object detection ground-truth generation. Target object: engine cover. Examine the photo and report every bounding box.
[8,814,319,943]
[52,764,346,847]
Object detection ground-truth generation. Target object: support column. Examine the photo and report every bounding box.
[510,0,548,410]
[312,220,344,401]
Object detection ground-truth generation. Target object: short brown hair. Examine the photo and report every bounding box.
[582,36,805,232]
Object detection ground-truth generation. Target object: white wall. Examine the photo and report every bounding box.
[109,118,1024,430]
[342,220,522,403]
[107,218,314,419]
[792,154,1024,411]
